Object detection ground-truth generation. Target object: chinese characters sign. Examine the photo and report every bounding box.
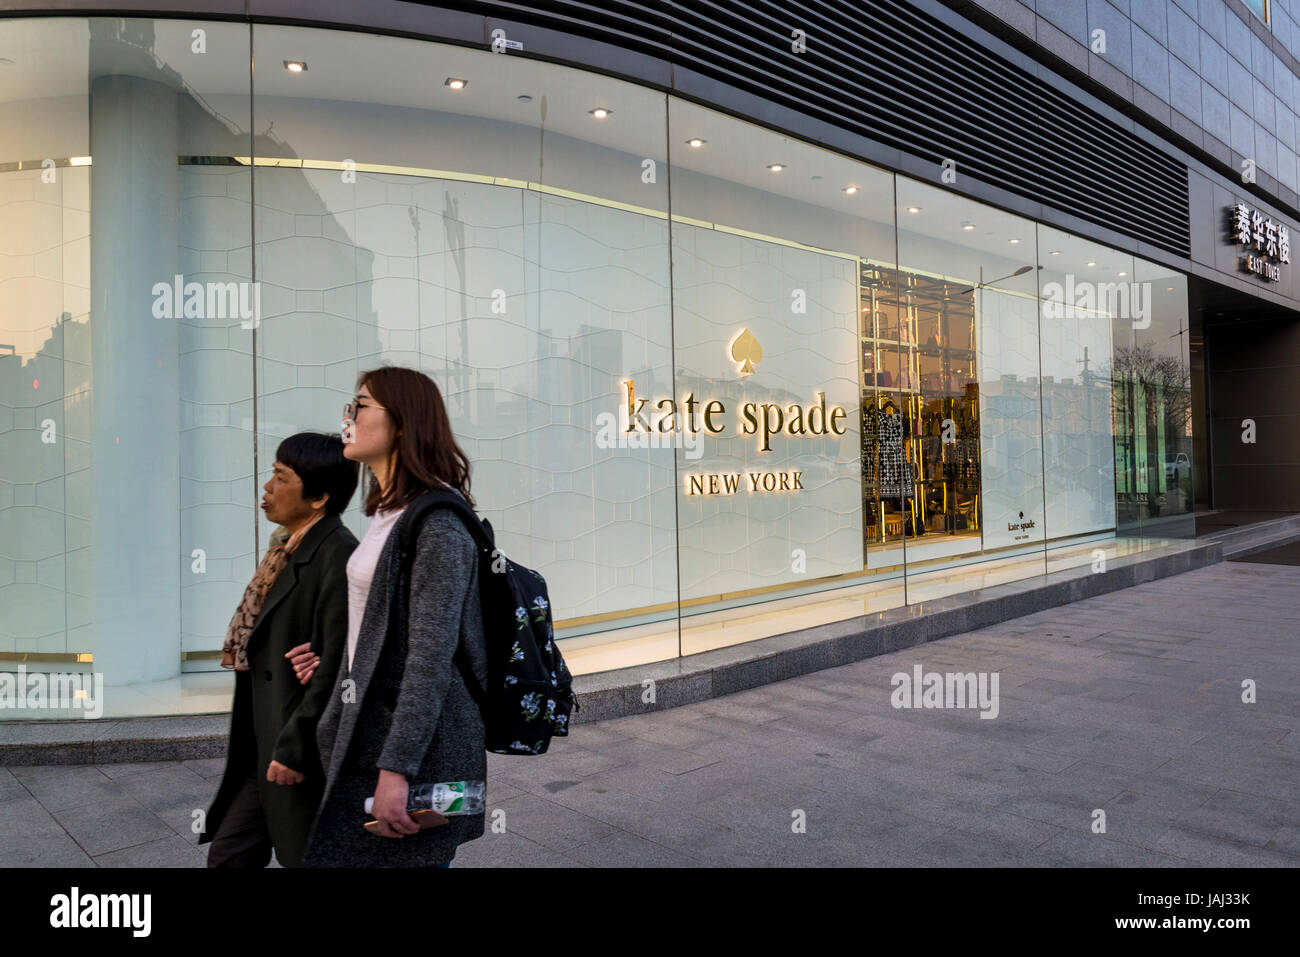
[1230,203,1291,282]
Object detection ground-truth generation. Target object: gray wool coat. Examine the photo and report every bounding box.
[301,503,488,867]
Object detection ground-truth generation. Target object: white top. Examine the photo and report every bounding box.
[345,505,407,672]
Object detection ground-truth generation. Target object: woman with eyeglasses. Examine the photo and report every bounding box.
[299,366,488,868]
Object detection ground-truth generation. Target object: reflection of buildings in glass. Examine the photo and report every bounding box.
[1040,360,1115,536]
[0,311,90,651]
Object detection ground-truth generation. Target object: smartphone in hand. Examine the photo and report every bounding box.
[363,809,449,833]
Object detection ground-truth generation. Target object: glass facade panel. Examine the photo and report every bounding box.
[248,26,678,675]
[666,98,902,657]
[1131,256,1194,542]
[0,18,252,717]
[894,182,1047,600]
[1037,226,1128,571]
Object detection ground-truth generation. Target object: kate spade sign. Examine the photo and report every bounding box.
[619,380,847,453]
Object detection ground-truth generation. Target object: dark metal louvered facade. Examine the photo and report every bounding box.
[426,0,1191,258]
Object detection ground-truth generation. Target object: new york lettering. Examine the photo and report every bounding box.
[684,471,804,495]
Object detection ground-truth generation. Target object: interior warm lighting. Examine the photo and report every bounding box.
[767,163,785,172]
[68,156,92,166]
[843,185,858,194]
[589,107,611,118]
[444,77,467,89]
[1008,238,1021,244]
[961,222,975,230]
[283,60,307,73]
[1087,261,1096,266]
[906,206,920,213]
[1050,250,1060,255]
[1118,271,1127,276]
[687,137,706,148]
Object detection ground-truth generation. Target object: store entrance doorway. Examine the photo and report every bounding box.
[1194,276,1300,514]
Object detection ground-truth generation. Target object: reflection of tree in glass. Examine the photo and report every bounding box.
[1110,344,1192,437]
[1108,343,1194,521]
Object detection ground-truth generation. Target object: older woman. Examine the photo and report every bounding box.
[201,432,358,867]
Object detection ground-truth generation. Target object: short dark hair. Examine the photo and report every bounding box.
[275,432,359,516]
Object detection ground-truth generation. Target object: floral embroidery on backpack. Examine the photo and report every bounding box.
[520,691,541,721]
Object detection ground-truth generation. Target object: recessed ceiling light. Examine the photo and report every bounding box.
[1049,250,1060,255]
[1008,238,1021,244]
[1118,271,1127,276]
[1087,261,1096,266]
[906,206,921,214]
[517,94,533,102]
[767,163,785,172]
[843,185,858,194]
[961,222,975,230]
[686,138,706,148]
[589,107,611,119]
[444,77,468,89]
[283,60,307,73]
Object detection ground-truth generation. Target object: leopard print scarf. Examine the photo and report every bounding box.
[220,513,323,671]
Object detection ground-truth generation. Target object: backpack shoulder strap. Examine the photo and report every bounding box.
[394,489,491,709]
[400,489,494,555]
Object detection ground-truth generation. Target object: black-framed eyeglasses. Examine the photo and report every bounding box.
[343,396,386,421]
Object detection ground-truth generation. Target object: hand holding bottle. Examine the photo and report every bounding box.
[367,769,421,838]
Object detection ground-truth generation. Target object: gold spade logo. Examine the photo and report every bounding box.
[729,328,763,376]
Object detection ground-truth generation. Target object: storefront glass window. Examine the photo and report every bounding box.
[666,98,902,656]
[0,17,253,715]
[894,182,1047,600]
[1037,225,1128,571]
[247,26,678,675]
[1130,257,1194,542]
[0,16,1209,717]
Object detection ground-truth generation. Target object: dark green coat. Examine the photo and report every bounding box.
[199,514,358,867]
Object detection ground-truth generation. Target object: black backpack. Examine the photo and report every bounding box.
[396,489,578,755]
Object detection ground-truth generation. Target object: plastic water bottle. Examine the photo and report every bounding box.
[364,780,485,817]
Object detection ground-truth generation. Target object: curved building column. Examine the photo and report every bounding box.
[89,75,181,684]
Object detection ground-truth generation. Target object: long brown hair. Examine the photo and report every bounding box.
[357,366,475,514]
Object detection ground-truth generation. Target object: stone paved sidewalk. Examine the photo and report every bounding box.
[3,560,1298,867]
